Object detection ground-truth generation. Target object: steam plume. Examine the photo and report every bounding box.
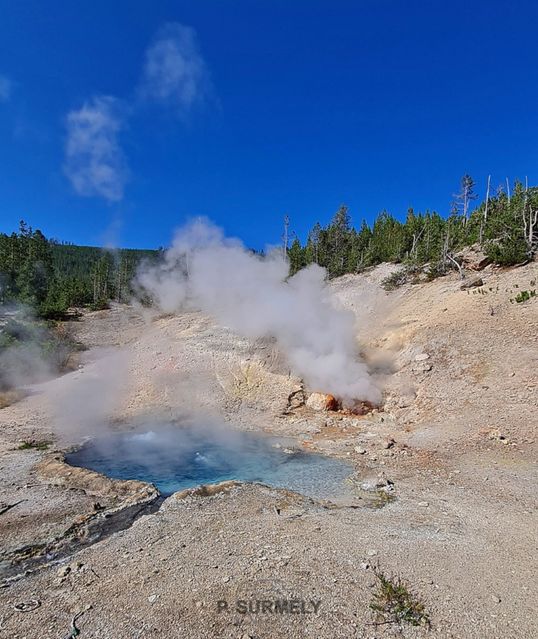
[136,219,380,404]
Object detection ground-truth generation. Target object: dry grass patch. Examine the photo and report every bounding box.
[370,567,430,629]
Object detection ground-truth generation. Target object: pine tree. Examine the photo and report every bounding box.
[287,238,305,275]
[305,222,322,264]
[326,205,351,277]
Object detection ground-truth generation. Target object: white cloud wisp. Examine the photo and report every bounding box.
[64,96,128,202]
[138,23,211,114]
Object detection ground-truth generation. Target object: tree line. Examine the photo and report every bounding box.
[1,175,537,318]
[0,221,159,318]
[287,176,538,277]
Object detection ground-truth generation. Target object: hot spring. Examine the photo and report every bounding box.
[66,423,354,500]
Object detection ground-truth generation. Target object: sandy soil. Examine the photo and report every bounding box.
[0,262,536,638]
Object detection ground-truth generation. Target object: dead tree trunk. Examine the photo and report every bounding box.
[410,227,425,260]
[523,206,538,250]
[282,214,290,259]
[447,253,465,280]
[480,174,491,245]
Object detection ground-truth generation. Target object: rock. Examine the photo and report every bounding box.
[360,474,394,492]
[412,362,432,373]
[460,276,484,290]
[488,429,508,443]
[382,437,395,449]
[306,392,340,411]
[455,244,491,271]
[360,478,377,491]
[397,395,415,408]
[287,388,306,410]
[57,565,71,578]
[414,353,430,361]
[148,594,159,604]
[349,400,377,415]
[360,562,370,570]
[418,501,429,507]
[376,475,394,489]
[13,599,41,612]
[354,446,367,454]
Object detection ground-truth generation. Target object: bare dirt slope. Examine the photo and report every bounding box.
[0,263,536,638]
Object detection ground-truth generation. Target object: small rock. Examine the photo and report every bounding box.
[306,392,340,411]
[57,566,71,578]
[13,599,41,612]
[412,362,432,373]
[491,595,501,604]
[414,353,430,361]
[460,276,484,290]
[360,562,370,570]
[366,550,378,557]
[287,388,306,410]
[382,438,395,449]
[361,474,394,491]
[148,594,159,604]
[354,446,367,454]
[488,429,508,442]
[397,395,415,408]
[418,501,429,507]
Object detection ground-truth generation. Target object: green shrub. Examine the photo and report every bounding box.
[485,236,528,266]
[18,440,51,451]
[514,290,536,303]
[381,269,409,291]
[370,568,430,628]
[90,298,109,311]
[425,261,449,281]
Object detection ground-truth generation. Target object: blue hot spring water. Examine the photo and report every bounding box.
[66,424,354,500]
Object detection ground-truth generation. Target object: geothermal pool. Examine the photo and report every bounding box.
[67,424,354,500]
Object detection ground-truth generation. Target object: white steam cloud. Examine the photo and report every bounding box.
[136,219,381,404]
[64,95,128,202]
[0,305,70,391]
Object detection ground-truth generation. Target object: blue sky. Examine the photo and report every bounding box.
[1,0,537,249]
